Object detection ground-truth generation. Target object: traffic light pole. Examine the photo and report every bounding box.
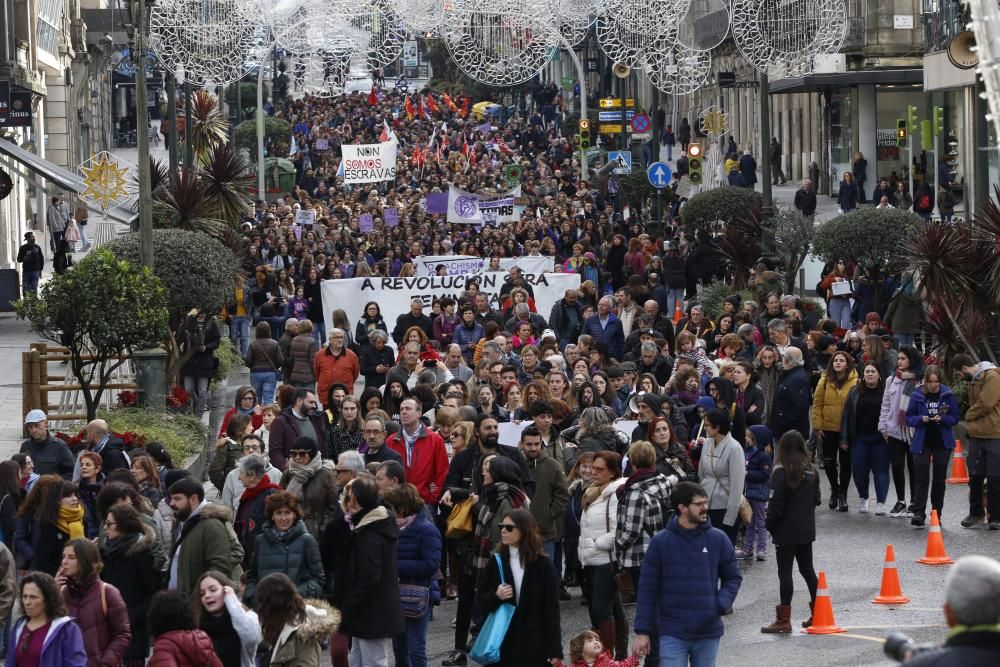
[759,71,773,220]
[562,40,589,175]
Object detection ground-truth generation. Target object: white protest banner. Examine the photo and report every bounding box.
[412,255,554,277]
[446,184,521,225]
[293,209,316,226]
[341,139,398,184]
[321,272,581,349]
[498,421,532,447]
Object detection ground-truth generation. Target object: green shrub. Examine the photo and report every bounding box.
[69,408,207,466]
[211,336,242,390]
[680,187,763,231]
[695,281,826,322]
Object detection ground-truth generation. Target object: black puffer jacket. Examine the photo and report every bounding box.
[244,520,325,607]
[100,524,159,660]
[331,506,406,640]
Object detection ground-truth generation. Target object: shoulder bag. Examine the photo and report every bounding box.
[255,340,284,381]
[469,553,517,664]
[399,582,430,619]
[445,496,475,539]
[605,494,634,597]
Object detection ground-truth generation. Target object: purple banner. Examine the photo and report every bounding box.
[359,214,373,232]
[384,207,399,227]
[426,193,448,214]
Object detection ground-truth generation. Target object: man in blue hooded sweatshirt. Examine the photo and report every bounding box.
[631,481,742,666]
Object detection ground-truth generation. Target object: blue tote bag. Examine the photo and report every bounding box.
[469,553,516,664]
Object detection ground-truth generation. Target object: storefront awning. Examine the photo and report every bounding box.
[769,68,924,94]
[0,138,137,226]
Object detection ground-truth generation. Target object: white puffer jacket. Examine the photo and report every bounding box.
[577,477,627,566]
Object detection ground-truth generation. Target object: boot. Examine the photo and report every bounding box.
[760,605,792,634]
[837,492,848,512]
[597,621,616,659]
[802,601,814,628]
[614,616,629,660]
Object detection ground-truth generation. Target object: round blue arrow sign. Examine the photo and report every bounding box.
[647,162,672,189]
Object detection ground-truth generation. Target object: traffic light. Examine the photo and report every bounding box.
[920,120,933,151]
[907,105,919,129]
[688,144,703,184]
[896,119,907,147]
[578,119,591,150]
[933,106,945,135]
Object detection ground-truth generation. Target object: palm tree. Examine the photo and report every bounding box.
[175,89,229,164]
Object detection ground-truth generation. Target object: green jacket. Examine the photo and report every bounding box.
[170,503,240,594]
[525,451,569,540]
[244,520,325,607]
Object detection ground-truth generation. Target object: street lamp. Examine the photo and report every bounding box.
[123,0,154,269]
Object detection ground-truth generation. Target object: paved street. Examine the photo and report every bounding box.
[422,482,986,666]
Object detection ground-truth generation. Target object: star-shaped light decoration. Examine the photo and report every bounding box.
[79,152,130,212]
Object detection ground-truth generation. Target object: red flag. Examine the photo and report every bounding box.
[442,93,458,113]
[404,95,414,120]
[460,96,471,118]
[427,94,440,114]
[469,149,477,167]
[367,86,378,106]
[462,133,469,156]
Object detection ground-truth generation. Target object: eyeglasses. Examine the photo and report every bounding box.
[498,523,517,532]
[290,450,310,458]
[103,521,117,528]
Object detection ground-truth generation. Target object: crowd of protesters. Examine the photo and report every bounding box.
[7,78,1000,667]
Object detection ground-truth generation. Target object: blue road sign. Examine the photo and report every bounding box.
[609,151,632,175]
[647,161,672,189]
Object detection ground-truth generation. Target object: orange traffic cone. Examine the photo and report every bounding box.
[917,510,954,565]
[948,439,970,484]
[672,300,684,324]
[873,544,910,604]
[804,571,845,634]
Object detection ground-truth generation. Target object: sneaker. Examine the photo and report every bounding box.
[961,514,983,528]
[734,548,753,560]
[559,586,572,601]
[442,650,467,666]
[889,501,908,517]
[911,514,926,527]
[756,552,767,562]
[858,499,869,513]
[875,503,887,516]
[449,617,456,628]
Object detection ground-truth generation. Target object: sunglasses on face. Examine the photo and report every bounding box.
[498,523,517,532]
[290,450,310,458]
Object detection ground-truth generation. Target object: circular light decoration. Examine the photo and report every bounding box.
[596,0,682,69]
[730,0,848,76]
[298,50,352,98]
[149,0,259,84]
[645,40,711,95]
[397,0,445,34]
[547,0,594,47]
[676,0,730,51]
[443,0,557,86]
[261,0,318,55]
[698,105,729,139]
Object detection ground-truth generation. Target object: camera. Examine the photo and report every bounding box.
[884,632,939,662]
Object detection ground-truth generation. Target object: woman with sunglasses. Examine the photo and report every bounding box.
[475,508,563,665]
[280,437,337,539]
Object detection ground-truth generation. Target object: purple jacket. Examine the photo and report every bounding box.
[8,616,88,667]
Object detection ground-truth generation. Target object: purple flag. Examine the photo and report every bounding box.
[426,193,448,214]
[384,207,399,227]
[477,121,492,134]
[359,214,373,232]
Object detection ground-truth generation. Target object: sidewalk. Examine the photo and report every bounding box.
[0,312,47,458]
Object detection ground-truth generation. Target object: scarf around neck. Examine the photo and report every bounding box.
[285,453,323,497]
[56,503,86,539]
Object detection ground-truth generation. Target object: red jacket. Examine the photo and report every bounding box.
[385,426,449,505]
[147,630,224,667]
[61,578,131,667]
[557,653,640,667]
[314,345,361,403]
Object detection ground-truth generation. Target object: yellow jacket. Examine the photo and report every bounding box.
[811,369,859,432]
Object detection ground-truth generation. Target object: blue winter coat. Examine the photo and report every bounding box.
[744,426,773,502]
[8,615,87,667]
[396,512,443,604]
[634,515,742,641]
[905,385,959,455]
[582,313,625,360]
[770,366,811,439]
